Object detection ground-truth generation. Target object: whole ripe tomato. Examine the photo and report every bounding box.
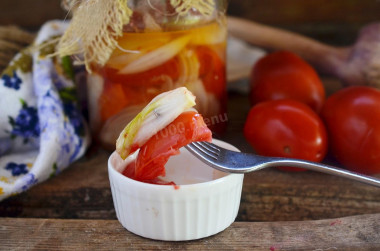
[250,51,325,113]
[321,86,380,175]
[244,99,328,171]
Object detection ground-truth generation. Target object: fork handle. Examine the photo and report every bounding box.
[264,158,380,187]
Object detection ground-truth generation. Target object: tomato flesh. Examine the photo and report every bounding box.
[122,111,212,181]
[244,99,328,171]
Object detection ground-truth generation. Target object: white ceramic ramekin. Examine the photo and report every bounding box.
[108,139,244,241]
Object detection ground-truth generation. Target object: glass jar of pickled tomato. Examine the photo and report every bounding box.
[88,0,228,148]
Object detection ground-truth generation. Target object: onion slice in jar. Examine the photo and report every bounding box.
[177,49,200,86]
[118,35,191,75]
[190,22,227,45]
[100,105,144,150]
[187,79,220,119]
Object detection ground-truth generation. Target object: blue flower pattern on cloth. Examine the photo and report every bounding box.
[0,21,90,200]
[8,100,40,141]
[5,162,28,176]
[64,102,84,136]
[2,70,22,90]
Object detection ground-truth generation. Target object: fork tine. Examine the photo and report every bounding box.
[196,141,220,155]
[199,141,221,152]
[187,142,218,160]
[184,143,210,161]
[192,142,219,160]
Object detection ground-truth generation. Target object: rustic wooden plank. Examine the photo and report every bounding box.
[229,0,380,25]
[0,0,65,30]
[228,0,380,45]
[240,169,380,221]
[1,214,379,250]
[1,0,378,29]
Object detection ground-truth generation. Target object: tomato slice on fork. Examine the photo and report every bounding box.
[122,111,212,181]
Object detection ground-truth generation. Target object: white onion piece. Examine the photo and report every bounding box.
[118,35,190,75]
[116,87,196,159]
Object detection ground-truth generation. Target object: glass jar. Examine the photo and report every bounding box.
[88,0,228,149]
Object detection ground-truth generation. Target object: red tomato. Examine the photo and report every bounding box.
[99,81,129,122]
[196,45,226,100]
[195,45,228,134]
[122,111,212,181]
[321,86,380,175]
[250,51,325,113]
[244,99,328,171]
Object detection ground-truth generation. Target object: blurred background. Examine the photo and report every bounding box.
[0,0,379,45]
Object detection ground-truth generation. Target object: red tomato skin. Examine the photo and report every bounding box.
[321,86,380,175]
[250,51,325,113]
[244,99,328,171]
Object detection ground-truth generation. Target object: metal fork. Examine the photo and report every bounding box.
[185,141,380,188]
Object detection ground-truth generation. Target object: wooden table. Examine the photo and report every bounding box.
[1,82,380,250]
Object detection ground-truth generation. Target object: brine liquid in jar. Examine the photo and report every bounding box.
[88,0,228,149]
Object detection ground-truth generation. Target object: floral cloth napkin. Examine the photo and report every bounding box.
[0,20,90,201]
